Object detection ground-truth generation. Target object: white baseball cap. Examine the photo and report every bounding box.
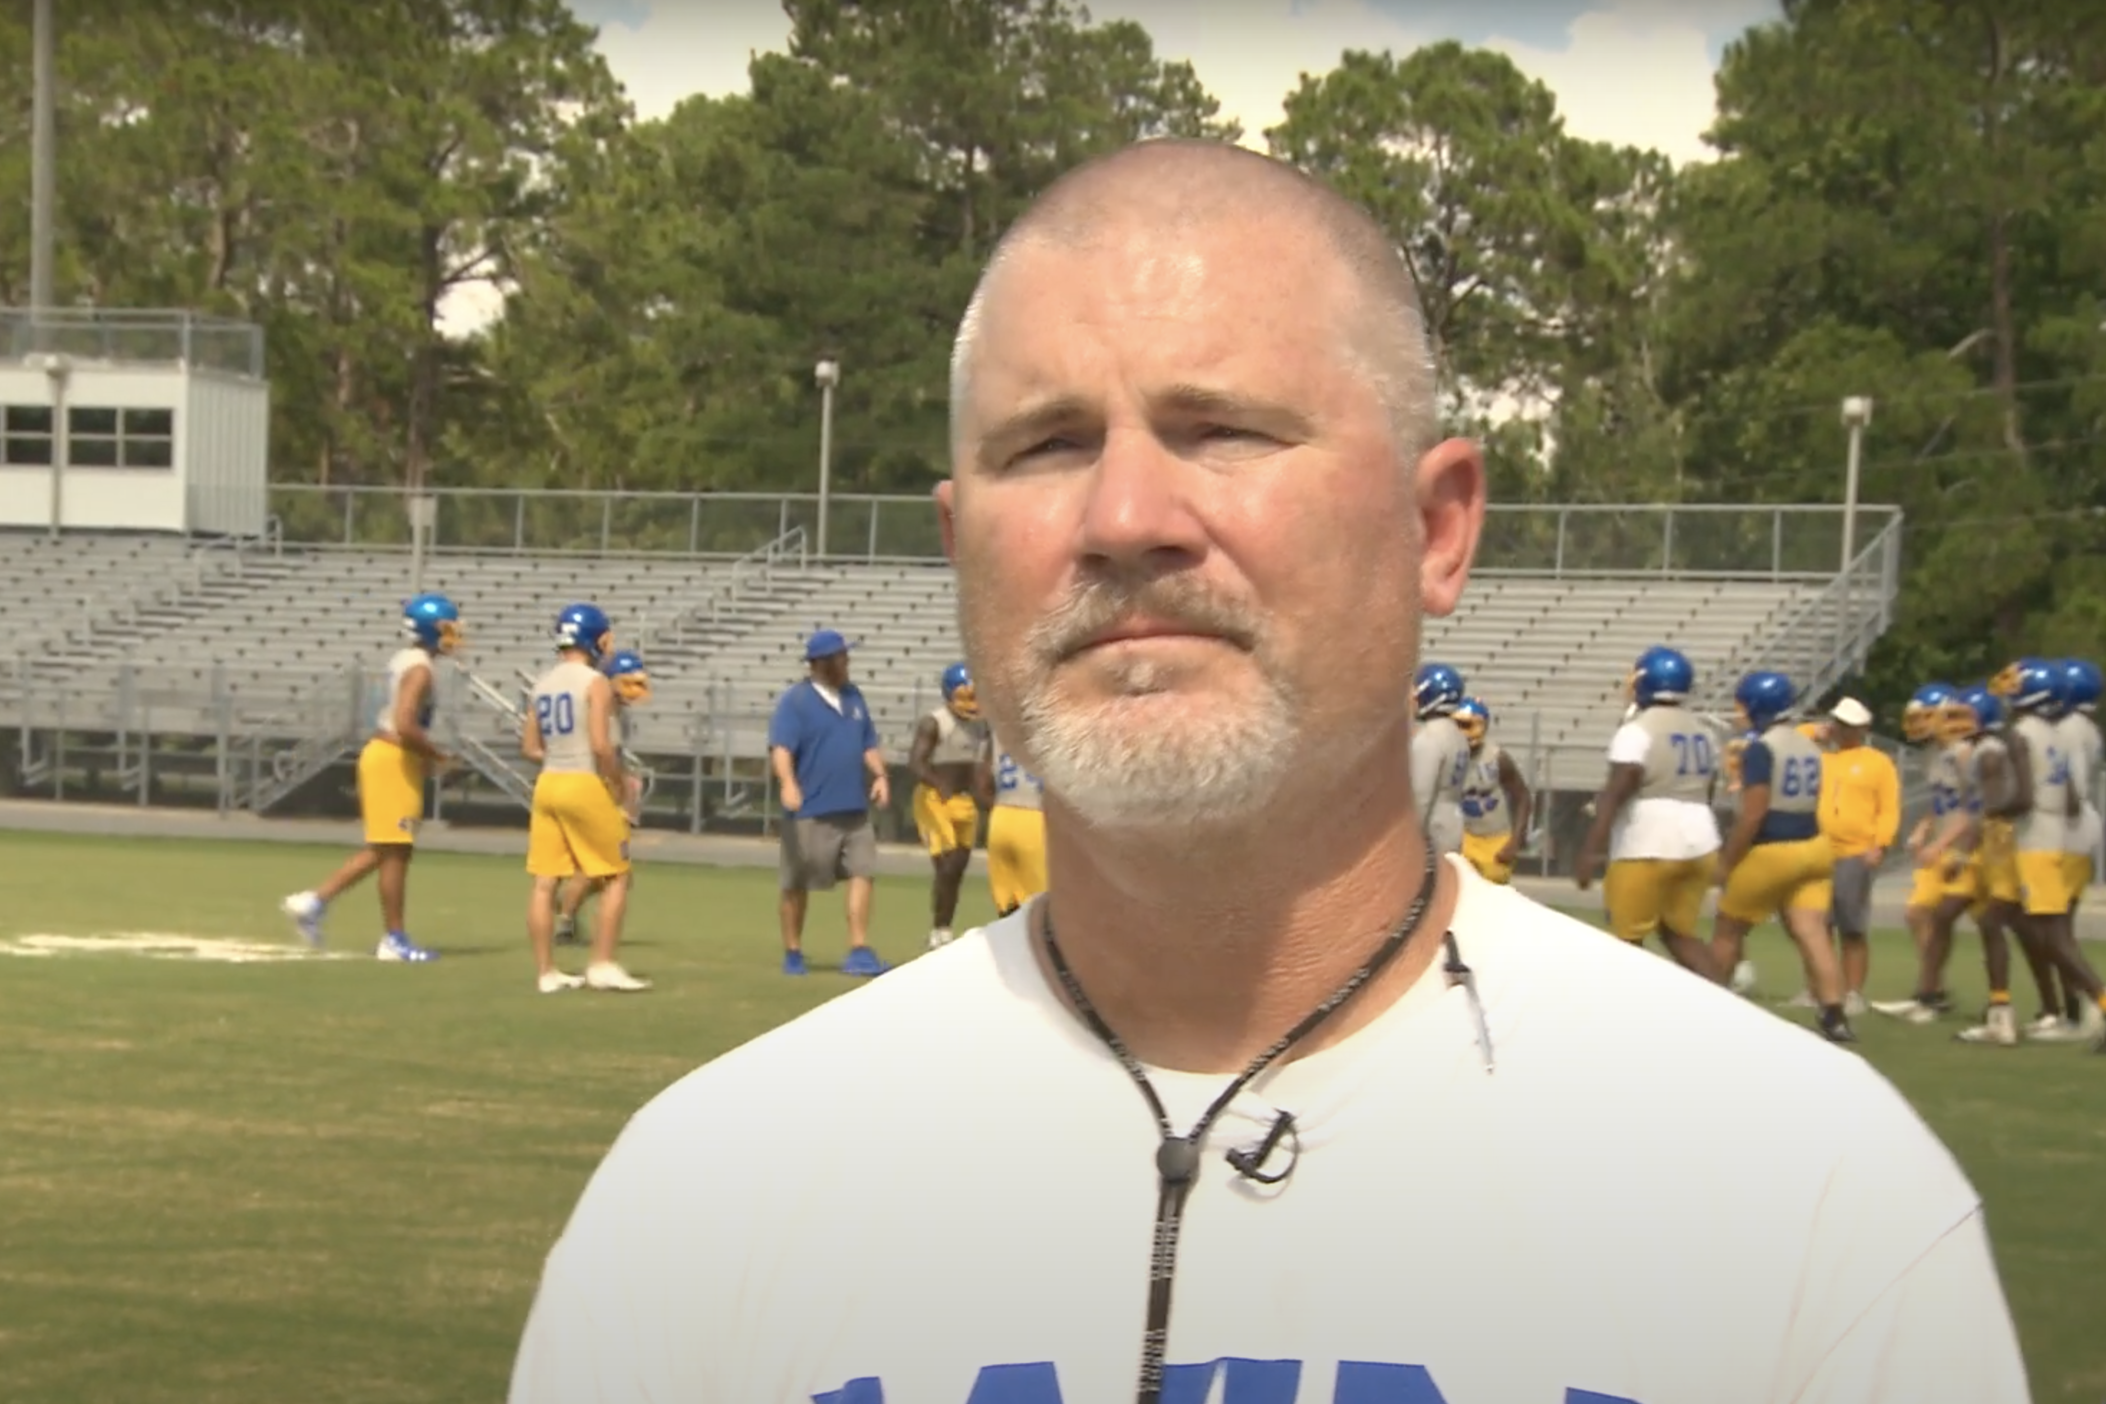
[1830,697,1874,728]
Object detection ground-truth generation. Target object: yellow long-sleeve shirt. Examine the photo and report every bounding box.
[1820,744,1902,857]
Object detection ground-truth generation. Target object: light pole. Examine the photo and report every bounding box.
[1840,396,1873,572]
[814,357,840,560]
[1839,395,1873,665]
[30,0,55,335]
[32,353,72,539]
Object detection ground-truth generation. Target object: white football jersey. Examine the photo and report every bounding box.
[1411,714,1471,854]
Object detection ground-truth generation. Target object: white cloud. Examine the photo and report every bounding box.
[589,3,790,122]
[572,0,1736,161]
[1482,7,1728,165]
[1083,0,1435,150]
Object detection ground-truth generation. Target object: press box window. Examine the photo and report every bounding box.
[0,405,176,469]
[3,405,52,465]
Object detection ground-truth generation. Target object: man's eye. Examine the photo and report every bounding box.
[1011,437,1080,464]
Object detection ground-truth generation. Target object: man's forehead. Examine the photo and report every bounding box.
[968,227,1347,392]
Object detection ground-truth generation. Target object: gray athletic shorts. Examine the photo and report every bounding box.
[780,812,878,892]
[1830,855,1874,935]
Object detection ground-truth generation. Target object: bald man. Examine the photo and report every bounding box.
[511,140,2026,1404]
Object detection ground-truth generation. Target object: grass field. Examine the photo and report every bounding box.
[0,830,2100,1404]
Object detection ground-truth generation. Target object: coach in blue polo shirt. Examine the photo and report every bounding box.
[767,629,891,977]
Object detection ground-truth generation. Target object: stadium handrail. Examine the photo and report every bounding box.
[262,484,1901,583]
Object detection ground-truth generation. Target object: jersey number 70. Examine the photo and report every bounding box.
[1669,732,1715,777]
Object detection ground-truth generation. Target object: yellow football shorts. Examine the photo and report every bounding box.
[1603,856,1712,943]
[986,805,1048,917]
[2016,849,2074,917]
[1461,830,1514,885]
[357,737,426,846]
[1907,853,1978,910]
[1718,835,1835,925]
[913,785,981,857]
[1976,820,2020,907]
[526,772,632,880]
[2061,851,2093,909]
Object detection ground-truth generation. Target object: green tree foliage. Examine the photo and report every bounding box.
[471,0,1236,501]
[1265,41,1679,559]
[1666,0,2106,701]
[0,0,626,514]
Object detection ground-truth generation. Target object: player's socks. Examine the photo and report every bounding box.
[1817,1005,1857,1044]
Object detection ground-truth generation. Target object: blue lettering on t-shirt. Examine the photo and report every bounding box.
[814,1359,1642,1403]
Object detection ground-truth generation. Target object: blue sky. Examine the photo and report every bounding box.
[562,0,1781,165]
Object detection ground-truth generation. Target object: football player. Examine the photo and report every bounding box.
[909,662,989,950]
[2049,657,2102,1030]
[523,604,648,994]
[556,649,651,948]
[1707,670,1853,1042]
[1453,696,1530,884]
[279,592,459,962]
[1870,683,1970,1023]
[1950,683,2044,1045]
[1575,646,1724,982]
[1410,662,1470,858]
[1981,659,2105,1046]
[975,738,1047,919]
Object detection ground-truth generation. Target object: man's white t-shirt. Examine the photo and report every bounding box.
[510,860,2026,1404]
[1606,720,1723,862]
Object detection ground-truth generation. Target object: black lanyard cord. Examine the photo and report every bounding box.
[1039,838,1445,1404]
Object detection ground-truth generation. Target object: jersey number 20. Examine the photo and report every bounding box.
[536,693,576,737]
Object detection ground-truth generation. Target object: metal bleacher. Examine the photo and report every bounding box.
[638,564,1832,791]
[0,490,1904,820]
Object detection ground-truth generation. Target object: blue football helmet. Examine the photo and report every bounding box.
[605,649,651,705]
[401,592,462,653]
[1733,670,1797,732]
[1415,662,1465,718]
[1959,684,2004,735]
[941,661,979,720]
[1997,657,2067,715]
[2063,658,2102,716]
[1453,695,1490,744]
[1902,682,1956,743]
[1628,646,1694,707]
[555,603,613,661]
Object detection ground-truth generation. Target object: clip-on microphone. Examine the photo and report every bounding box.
[1226,1108,1301,1186]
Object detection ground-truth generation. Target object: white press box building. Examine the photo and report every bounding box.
[0,309,268,538]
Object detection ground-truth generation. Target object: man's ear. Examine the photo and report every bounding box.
[935,479,957,563]
[1414,437,1485,619]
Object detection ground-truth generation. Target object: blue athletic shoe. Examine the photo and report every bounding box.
[376,931,439,963]
[841,946,888,978]
[782,950,807,976]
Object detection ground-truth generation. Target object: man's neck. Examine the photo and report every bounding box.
[1033,759,1458,1076]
